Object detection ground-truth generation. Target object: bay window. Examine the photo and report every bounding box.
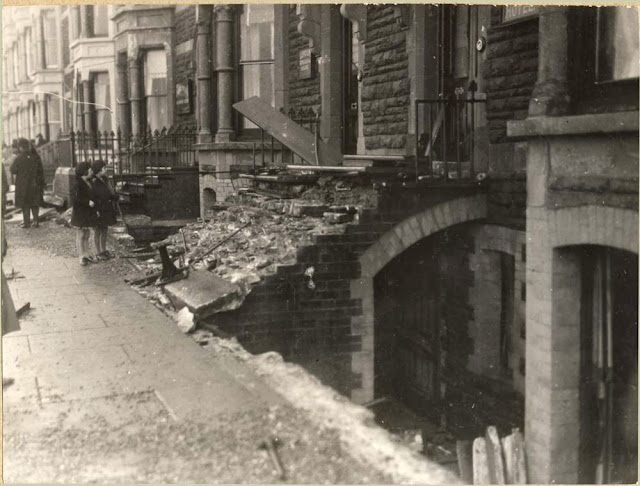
[143,49,169,131]
[43,9,58,68]
[92,72,112,133]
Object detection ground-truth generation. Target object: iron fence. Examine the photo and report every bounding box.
[414,96,486,182]
[71,125,198,179]
[241,106,320,171]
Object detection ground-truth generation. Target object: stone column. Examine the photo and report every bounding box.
[128,56,143,135]
[196,5,214,143]
[37,13,46,69]
[319,5,343,151]
[82,80,93,133]
[214,5,235,142]
[42,96,50,141]
[528,7,570,116]
[116,57,131,135]
[80,5,90,38]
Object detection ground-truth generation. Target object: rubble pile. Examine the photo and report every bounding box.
[133,197,354,300]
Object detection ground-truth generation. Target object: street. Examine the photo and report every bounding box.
[1,217,459,484]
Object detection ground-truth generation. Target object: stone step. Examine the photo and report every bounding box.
[343,154,406,168]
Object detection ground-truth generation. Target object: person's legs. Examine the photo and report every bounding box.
[31,206,39,227]
[100,227,109,255]
[76,228,91,264]
[21,207,30,228]
[94,227,105,256]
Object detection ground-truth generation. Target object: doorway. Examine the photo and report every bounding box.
[579,247,638,484]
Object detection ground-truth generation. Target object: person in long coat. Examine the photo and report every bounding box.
[90,160,118,259]
[2,220,20,387]
[70,161,98,266]
[10,138,45,228]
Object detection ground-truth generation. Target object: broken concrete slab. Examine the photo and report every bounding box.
[323,212,353,224]
[289,202,329,218]
[163,270,247,321]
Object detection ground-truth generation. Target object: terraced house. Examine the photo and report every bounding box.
[2,4,638,484]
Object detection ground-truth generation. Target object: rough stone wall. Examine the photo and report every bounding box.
[174,5,197,128]
[288,7,321,115]
[483,9,538,144]
[361,6,410,150]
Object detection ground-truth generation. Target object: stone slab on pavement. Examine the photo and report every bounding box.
[164,270,244,320]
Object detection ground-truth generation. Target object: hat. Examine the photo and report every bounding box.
[91,159,106,174]
[75,161,91,177]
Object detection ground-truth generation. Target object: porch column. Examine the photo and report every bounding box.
[116,57,131,134]
[82,80,93,134]
[36,13,46,69]
[128,56,143,135]
[196,5,214,143]
[529,7,570,116]
[319,5,343,151]
[80,5,90,38]
[41,96,50,141]
[214,5,235,142]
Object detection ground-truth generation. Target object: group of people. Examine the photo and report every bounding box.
[71,160,119,266]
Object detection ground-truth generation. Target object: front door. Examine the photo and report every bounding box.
[580,247,638,484]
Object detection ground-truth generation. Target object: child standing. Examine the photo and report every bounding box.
[70,162,97,266]
[91,160,118,259]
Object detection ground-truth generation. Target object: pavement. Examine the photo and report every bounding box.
[2,239,383,483]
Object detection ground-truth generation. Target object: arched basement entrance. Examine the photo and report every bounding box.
[350,195,526,456]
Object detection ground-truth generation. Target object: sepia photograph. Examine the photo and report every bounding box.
[1,2,638,484]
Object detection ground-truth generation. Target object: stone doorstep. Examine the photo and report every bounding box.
[163,270,244,321]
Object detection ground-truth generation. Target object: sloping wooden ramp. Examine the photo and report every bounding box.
[233,96,344,167]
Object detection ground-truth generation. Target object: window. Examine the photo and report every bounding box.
[143,50,169,131]
[89,5,109,37]
[71,6,81,40]
[25,28,33,75]
[47,94,61,140]
[30,20,38,72]
[239,4,274,130]
[12,44,19,86]
[61,17,70,67]
[570,7,639,113]
[42,10,58,68]
[92,73,112,133]
[596,7,639,82]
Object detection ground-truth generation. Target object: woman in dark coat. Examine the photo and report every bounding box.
[71,161,98,266]
[10,138,45,228]
[91,160,118,259]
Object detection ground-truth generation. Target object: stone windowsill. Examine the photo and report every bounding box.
[507,111,639,138]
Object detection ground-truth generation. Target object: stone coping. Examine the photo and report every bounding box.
[507,110,639,138]
[196,141,282,151]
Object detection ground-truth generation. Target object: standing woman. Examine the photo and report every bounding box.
[71,162,98,266]
[91,160,118,259]
[10,138,45,228]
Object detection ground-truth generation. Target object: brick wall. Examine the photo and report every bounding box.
[483,9,538,144]
[144,167,200,220]
[173,5,197,128]
[288,7,321,115]
[361,6,409,150]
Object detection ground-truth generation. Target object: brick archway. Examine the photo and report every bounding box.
[348,194,488,404]
[526,204,638,483]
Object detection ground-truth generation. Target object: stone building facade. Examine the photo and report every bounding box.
[2,5,637,484]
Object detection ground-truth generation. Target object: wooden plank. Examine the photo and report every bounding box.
[456,440,474,484]
[233,96,343,167]
[485,426,506,484]
[502,428,527,484]
[472,437,490,485]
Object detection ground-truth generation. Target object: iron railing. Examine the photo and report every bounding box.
[241,106,320,172]
[414,96,486,182]
[35,134,74,186]
[71,125,198,179]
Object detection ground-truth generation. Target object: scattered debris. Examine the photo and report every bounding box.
[175,307,195,334]
[16,302,31,318]
[258,437,286,481]
[55,208,73,227]
[465,427,526,484]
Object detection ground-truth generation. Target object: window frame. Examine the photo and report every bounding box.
[569,7,639,114]
[236,4,276,137]
[142,48,169,131]
[42,9,59,69]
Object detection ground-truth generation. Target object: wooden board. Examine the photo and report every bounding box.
[472,437,490,485]
[233,96,343,167]
[456,440,474,484]
[501,428,527,484]
[485,426,506,484]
